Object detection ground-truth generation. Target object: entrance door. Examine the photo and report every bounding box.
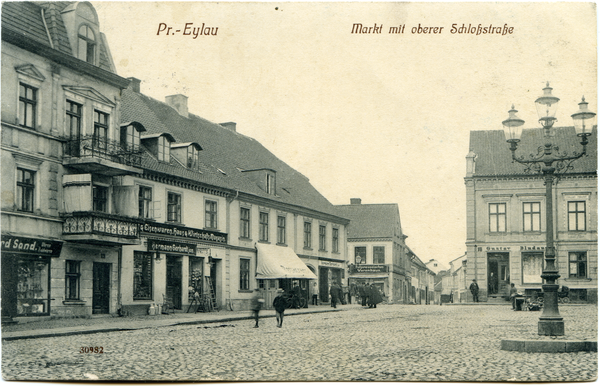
[488,253,510,296]
[93,263,111,314]
[166,257,182,309]
[319,267,329,303]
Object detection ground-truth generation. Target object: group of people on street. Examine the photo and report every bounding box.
[357,283,383,308]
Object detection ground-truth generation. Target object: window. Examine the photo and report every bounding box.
[240,207,250,238]
[266,174,275,195]
[205,200,218,229]
[133,252,152,300]
[277,216,286,244]
[167,192,181,222]
[569,252,587,279]
[240,258,250,290]
[78,25,96,64]
[355,246,367,264]
[138,186,153,218]
[568,201,586,231]
[19,83,37,128]
[17,258,49,315]
[65,260,81,300]
[158,136,170,162]
[259,212,269,242]
[319,225,327,251]
[16,168,34,212]
[93,185,108,212]
[373,246,385,264]
[523,202,541,232]
[303,222,312,248]
[93,110,109,150]
[187,146,199,169]
[120,124,140,150]
[522,252,543,284]
[332,228,339,253]
[489,203,506,233]
[66,101,82,156]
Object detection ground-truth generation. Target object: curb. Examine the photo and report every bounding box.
[501,339,598,353]
[2,308,345,341]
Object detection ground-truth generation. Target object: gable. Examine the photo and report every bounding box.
[62,85,115,106]
[15,64,46,82]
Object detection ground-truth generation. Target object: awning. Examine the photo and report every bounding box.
[256,243,317,280]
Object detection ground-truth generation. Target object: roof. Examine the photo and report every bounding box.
[2,2,114,72]
[468,127,597,177]
[334,203,400,239]
[120,87,347,220]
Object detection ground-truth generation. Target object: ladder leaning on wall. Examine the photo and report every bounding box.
[205,276,218,311]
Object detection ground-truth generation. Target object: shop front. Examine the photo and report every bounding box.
[1,235,63,321]
[318,259,346,303]
[348,264,388,302]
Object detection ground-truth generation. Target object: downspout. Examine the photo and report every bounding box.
[225,190,238,311]
[40,9,55,49]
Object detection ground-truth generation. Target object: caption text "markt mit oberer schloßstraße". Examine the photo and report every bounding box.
[352,23,514,35]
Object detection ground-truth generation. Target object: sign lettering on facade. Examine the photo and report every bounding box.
[319,260,344,268]
[147,239,197,255]
[141,221,227,244]
[1,236,63,257]
[478,245,546,252]
[354,264,388,274]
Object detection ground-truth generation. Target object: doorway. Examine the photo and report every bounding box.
[92,263,111,314]
[166,256,182,309]
[487,253,509,296]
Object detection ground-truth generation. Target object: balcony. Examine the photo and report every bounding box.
[63,136,143,176]
[62,211,143,245]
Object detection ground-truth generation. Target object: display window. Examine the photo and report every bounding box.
[17,258,50,316]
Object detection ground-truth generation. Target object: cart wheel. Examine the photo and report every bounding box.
[560,297,570,304]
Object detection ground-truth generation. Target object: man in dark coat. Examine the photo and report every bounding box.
[359,284,368,307]
[469,279,479,302]
[329,284,338,308]
[368,284,383,308]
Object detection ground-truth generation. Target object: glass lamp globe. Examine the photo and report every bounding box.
[535,82,560,128]
[571,96,596,136]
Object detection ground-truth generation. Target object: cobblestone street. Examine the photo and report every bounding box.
[2,304,597,382]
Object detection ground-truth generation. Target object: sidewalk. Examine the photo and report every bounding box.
[2,304,361,341]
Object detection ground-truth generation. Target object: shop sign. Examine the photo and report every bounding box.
[478,245,546,252]
[148,239,197,255]
[1,236,63,257]
[354,264,388,274]
[319,260,344,268]
[141,221,227,244]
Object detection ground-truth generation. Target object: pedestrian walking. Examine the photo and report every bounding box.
[329,284,338,308]
[368,284,382,308]
[273,288,286,327]
[469,279,479,303]
[250,288,265,328]
[312,282,319,306]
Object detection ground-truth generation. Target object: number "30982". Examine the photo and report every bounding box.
[79,347,103,354]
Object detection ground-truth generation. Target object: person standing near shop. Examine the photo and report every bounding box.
[250,288,265,328]
[469,279,479,303]
[273,289,286,327]
[329,284,338,308]
[312,282,319,306]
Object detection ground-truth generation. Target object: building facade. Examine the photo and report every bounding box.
[465,127,597,302]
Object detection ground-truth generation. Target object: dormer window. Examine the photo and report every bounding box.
[120,122,145,151]
[187,146,199,169]
[266,173,275,195]
[78,25,96,64]
[158,136,170,162]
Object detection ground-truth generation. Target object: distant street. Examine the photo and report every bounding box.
[2,304,597,382]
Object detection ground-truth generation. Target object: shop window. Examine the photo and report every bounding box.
[277,216,286,244]
[522,252,543,284]
[523,202,541,232]
[189,258,203,300]
[355,246,367,264]
[138,186,153,218]
[16,168,35,212]
[332,228,339,253]
[205,200,218,229]
[259,212,269,242]
[240,258,250,290]
[568,201,586,231]
[93,185,108,212]
[489,203,506,233]
[373,246,385,264]
[78,25,96,64]
[569,252,587,279]
[93,110,109,150]
[17,258,49,316]
[65,260,81,300]
[19,83,37,128]
[240,207,250,238]
[133,252,152,300]
[167,192,181,223]
[304,222,312,248]
[319,225,327,251]
[66,101,82,156]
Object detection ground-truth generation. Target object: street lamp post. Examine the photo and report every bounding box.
[502,83,595,336]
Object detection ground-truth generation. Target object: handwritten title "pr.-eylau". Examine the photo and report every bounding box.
[351,23,514,36]
[157,22,218,38]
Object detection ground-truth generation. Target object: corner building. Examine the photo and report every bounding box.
[465,127,597,302]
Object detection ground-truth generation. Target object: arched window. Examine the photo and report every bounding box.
[78,25,96,64]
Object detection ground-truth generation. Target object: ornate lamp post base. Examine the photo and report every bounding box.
[538,319,565,336]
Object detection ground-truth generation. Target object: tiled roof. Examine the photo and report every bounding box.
[469,127,597,177]
[120,88,346,219]
[334,203,400,239]
[2,2,114,72]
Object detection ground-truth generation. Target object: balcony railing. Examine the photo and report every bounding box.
[62,211,143,240]
[64,136,143,168]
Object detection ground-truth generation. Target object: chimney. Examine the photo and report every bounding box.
[127,77,141,93]
[165,94,189,118]
[220,122,236,132]
[350,198,362,205]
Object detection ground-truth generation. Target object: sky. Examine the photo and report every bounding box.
[93,2,596,265]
